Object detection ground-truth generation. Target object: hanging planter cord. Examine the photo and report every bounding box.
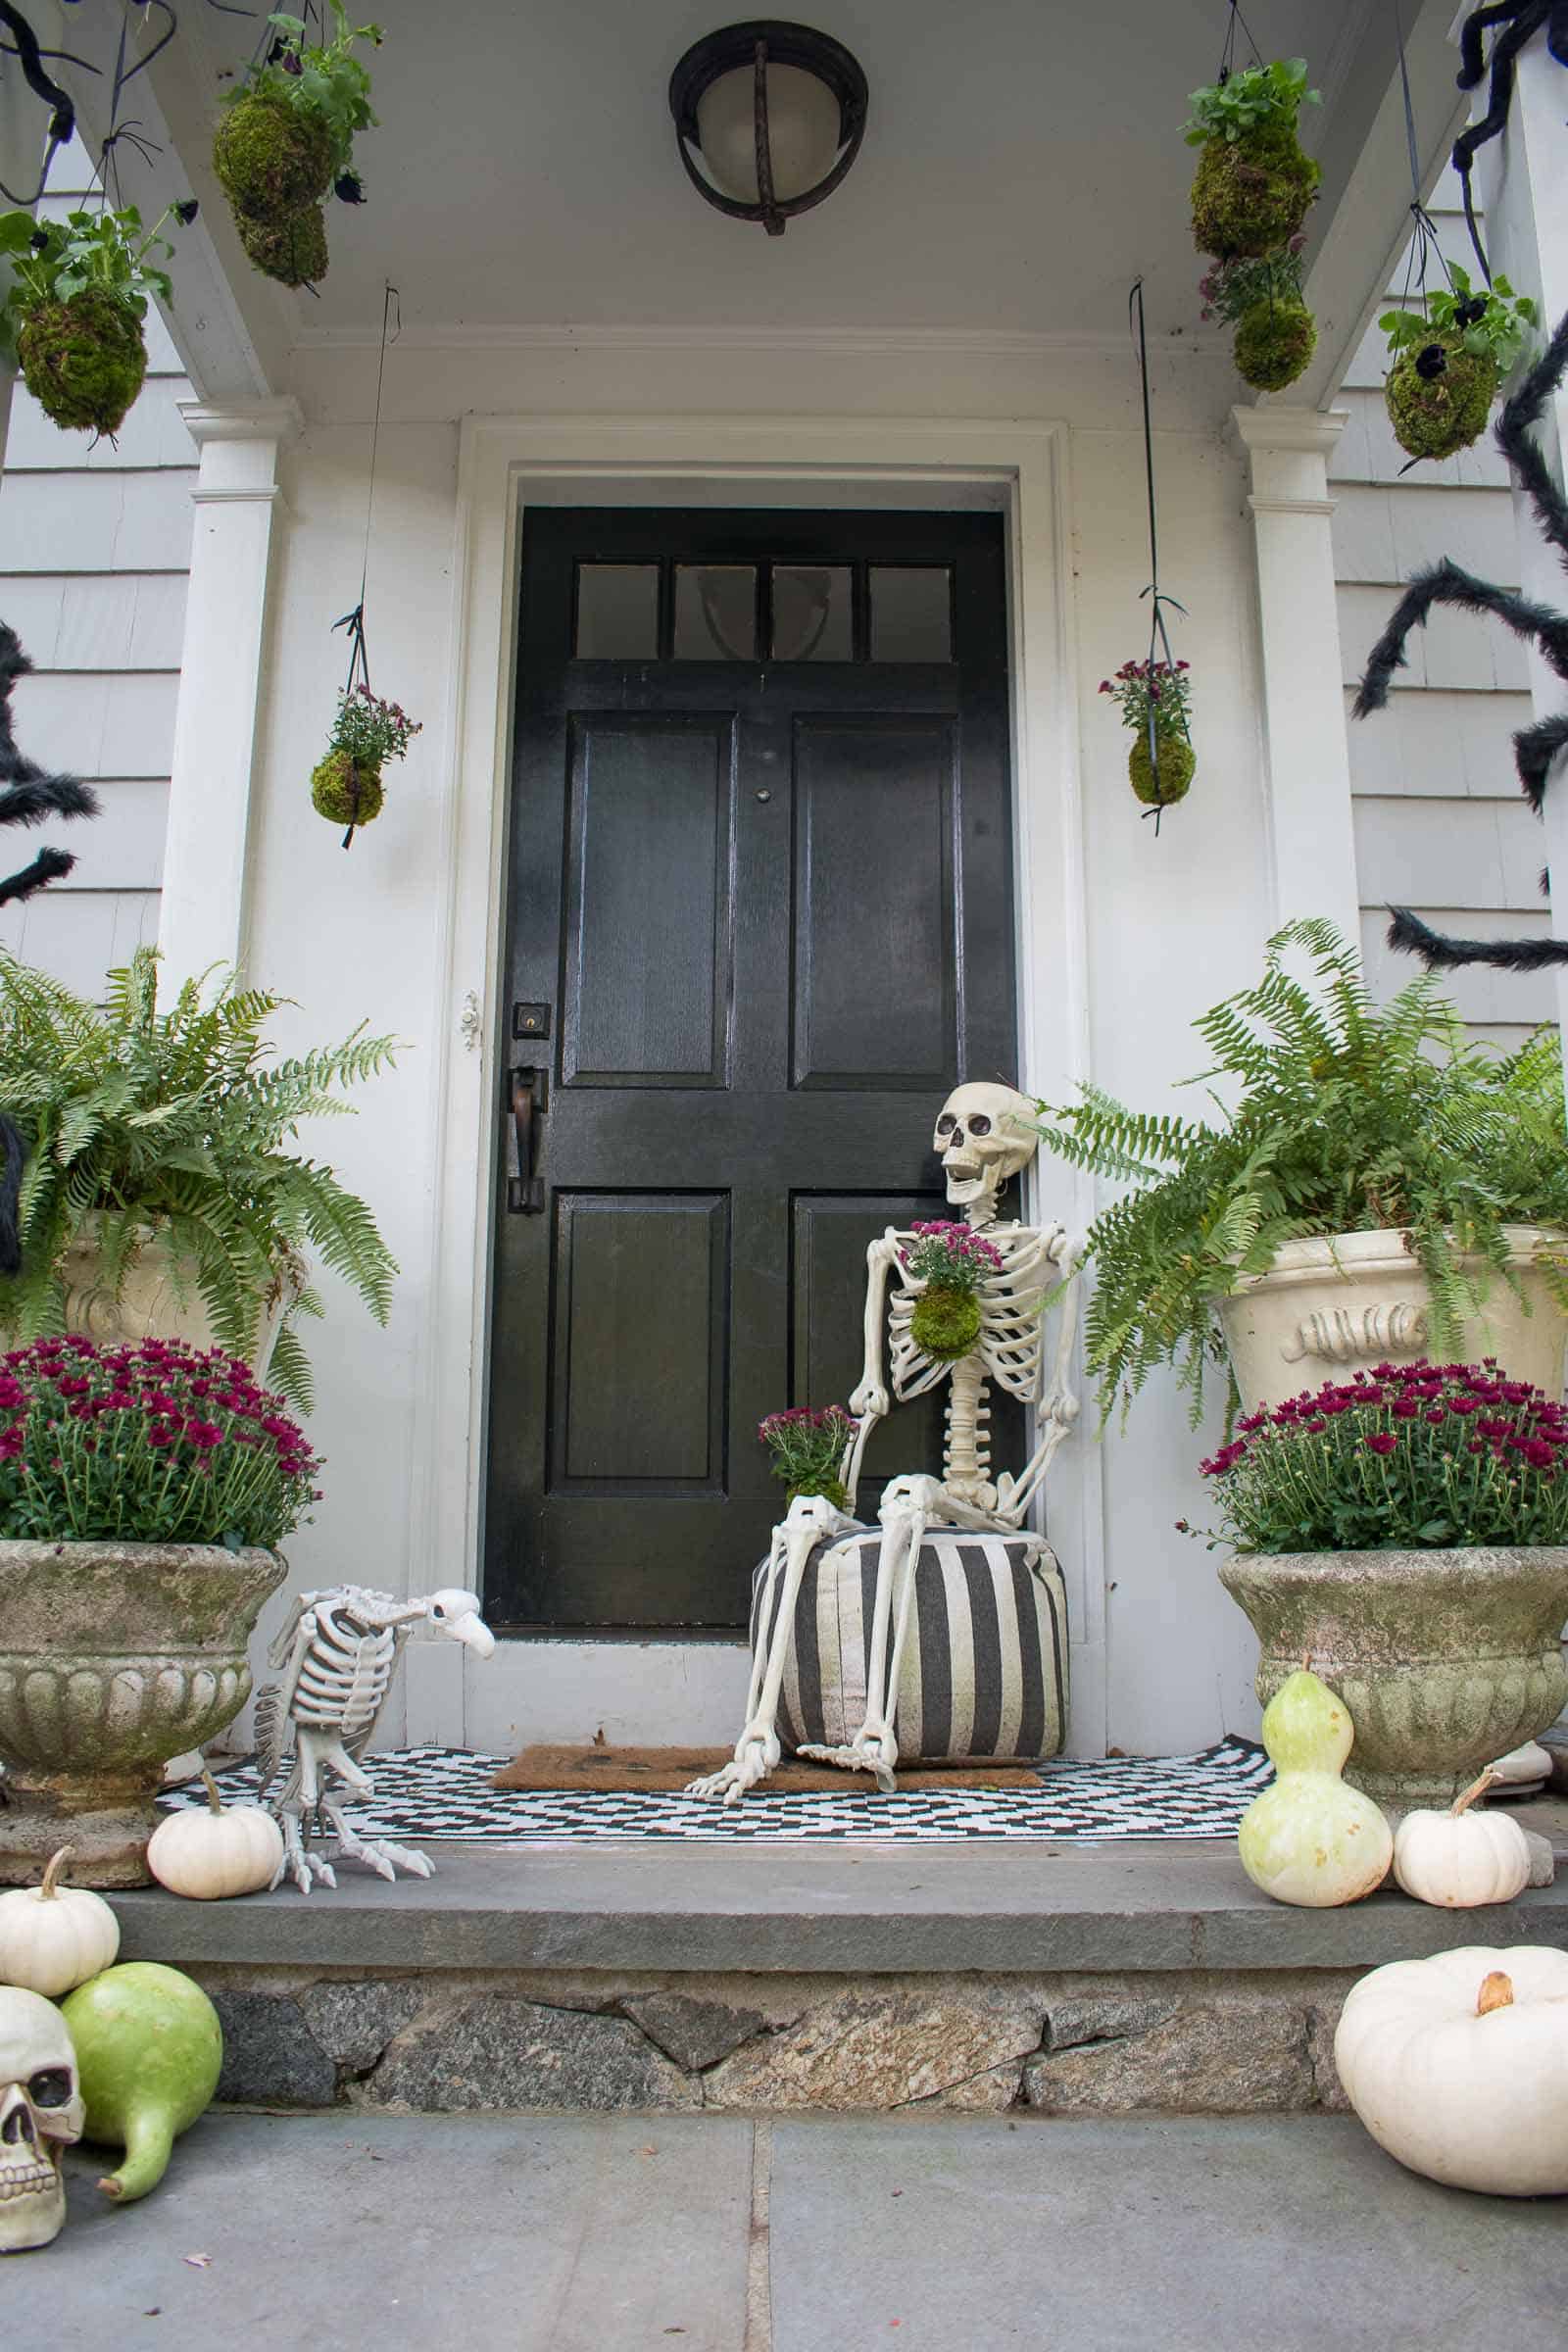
[1128,277,1192,837]
[330,277,399,849]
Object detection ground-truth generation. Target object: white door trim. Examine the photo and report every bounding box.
[409,414,1107,1756]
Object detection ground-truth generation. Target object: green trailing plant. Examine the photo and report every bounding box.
[1032,920,1568,1426]
[900,1220,1003,1362]
[1380,268,1539,462]
[1200,240,1316,392]
[0,201,191,436]
[1185,1360,1568,1555]
[1185,61,1321,264]
[1098,658,1195,809]
[0,947,400,1413]
[758,1404,854,1510]
[215,3,381,280]
[311,683,421,830]
[0,1336,322,1549]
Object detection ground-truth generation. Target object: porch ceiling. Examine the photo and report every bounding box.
[165,0,1382,343]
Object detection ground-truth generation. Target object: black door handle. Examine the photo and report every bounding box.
[508,1066,548,1212]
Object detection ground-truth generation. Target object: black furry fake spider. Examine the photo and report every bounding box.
[1353,307,1568,974]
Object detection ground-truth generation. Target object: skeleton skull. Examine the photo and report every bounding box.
[934,1082,1039,1214]
[423,1589,497,1658]
[0,1987,83,2253]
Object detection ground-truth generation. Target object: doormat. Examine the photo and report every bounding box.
[494,1745,1048,1793]
[167,1738,1273,1842]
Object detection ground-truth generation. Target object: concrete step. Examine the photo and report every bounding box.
[106,1807,1568,2121]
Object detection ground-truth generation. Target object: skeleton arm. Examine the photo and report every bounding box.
[848,1230,901,1420]
[994,1233,1084,1527]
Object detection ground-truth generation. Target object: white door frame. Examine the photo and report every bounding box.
[408,413,1108,1755]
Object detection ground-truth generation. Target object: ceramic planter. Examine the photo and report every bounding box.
[1219,1544,1568,1807]
[0,1541,286,1886]
[1214,1226,1568,1414]
[58,1215,295,1382]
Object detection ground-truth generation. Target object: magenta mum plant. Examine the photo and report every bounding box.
[758,1403,855,1510]
[1186,1359,1568,1554]
[0,1336,322,1550]
[898,1220,1003,1292]
[329,682,420,768]
[1098,658,1193,737]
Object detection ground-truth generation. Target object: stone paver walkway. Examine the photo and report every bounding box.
[5,2109,1561,2351]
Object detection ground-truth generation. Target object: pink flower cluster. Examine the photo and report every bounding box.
[1200,1360,1568,1481]
[899,1221,1004,1286]
[0,1336,315,1472]
[757,1404,854,1446]
[1098,659,1195,737]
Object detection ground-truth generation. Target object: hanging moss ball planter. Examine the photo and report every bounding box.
[1128,729,1195,809]
[214,95,334,228]
[1191,125,1321,262]
[1386,338,1498,462]
[1234,299,1316,392]
[16,289,148,436]
[238,206,329,289]
[311,749,384,828]
[911,1286,983,1363]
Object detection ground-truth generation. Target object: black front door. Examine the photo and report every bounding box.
[485,508,1019,1632]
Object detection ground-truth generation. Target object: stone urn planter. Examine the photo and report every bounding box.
[1214,1226,1568,1415]
[0,1541,285,1886]
[1218,1544,1568,1808]
[59,1217,298,1383]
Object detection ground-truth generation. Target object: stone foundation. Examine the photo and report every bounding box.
[194,1965,1362,2117]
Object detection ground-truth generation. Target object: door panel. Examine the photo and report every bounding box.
[486,509,1017,1632]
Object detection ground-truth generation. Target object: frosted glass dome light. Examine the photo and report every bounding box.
[669,22,868,235]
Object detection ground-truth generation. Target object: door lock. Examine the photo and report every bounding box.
[508,1066,548,1212]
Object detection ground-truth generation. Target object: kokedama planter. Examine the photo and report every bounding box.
[910,1286,982,1362]
[1234,300,1316,392]
[0,1541,286,1886]
[16,288,147,436]
[1190,125,1320,260]
[1127,730,1195,808]
[1386,339,1497,462]
[237,204,328,288]
[1214,1227,1568,1415]
[312,748,384,827]
[213,94,334,226]
[1219,1544,1568,1807]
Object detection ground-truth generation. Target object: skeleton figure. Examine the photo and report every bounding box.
[692,1082,1080,1802]
[0,1986,83,2254]
[256,1585,496,1891]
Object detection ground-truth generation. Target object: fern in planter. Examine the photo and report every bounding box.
[0,947,398,1412]
[1033,920,1568,1425]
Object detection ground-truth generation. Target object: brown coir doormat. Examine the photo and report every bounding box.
[494,1744,1044,1793]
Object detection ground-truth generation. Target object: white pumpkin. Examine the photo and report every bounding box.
[1335,1945,1568,2195]
[1394,1769,1533,1910]
[145,1772,285,1900]
[0,1845,121,1996]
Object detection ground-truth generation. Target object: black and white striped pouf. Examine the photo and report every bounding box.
[751,1530,1068,1763]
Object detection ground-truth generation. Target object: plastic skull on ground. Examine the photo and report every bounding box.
[0,1986,84,2252]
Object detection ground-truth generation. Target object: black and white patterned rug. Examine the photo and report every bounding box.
[167,1739,1272,1843]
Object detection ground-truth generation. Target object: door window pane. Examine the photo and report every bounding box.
[675,565,758,660]
[772,565,853,661]
[870,566,953,662]
[575,564,659,659]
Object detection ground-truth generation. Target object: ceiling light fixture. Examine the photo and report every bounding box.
[668,20,868,236]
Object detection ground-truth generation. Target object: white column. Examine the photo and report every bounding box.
[1465,23,1568,1030]
[1231,406,1361,952]
[159,398,300,987]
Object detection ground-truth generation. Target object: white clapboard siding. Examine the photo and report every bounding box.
[1335,176,1550,1053]
[0,138,193,993]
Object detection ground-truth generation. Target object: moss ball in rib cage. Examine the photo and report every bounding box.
[910,1287,984,1362]
[17,291,147,436]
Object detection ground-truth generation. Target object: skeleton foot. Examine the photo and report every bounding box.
[687,1726,780,1805]
[796,1724,899,1794]
[323,1807,435,1882]
[271,1813,337,1893]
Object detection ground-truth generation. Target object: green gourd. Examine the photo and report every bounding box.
[1238,1667,1393,1907]
[60,1962,223,2203]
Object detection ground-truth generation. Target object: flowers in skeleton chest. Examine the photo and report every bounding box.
[758,1404,855,1511]
[901,1221,1004,1364]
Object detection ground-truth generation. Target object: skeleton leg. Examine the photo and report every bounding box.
[798,1474,943,1791]
[688,1494,855,1803]
[312,1740,436,1881]
[270,1732,338,1893]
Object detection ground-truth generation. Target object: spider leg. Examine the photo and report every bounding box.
[1352,559,1568,720]
[1515,710,1568,811]
[1387,906,1568,971]
[1496,311,1568,573]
